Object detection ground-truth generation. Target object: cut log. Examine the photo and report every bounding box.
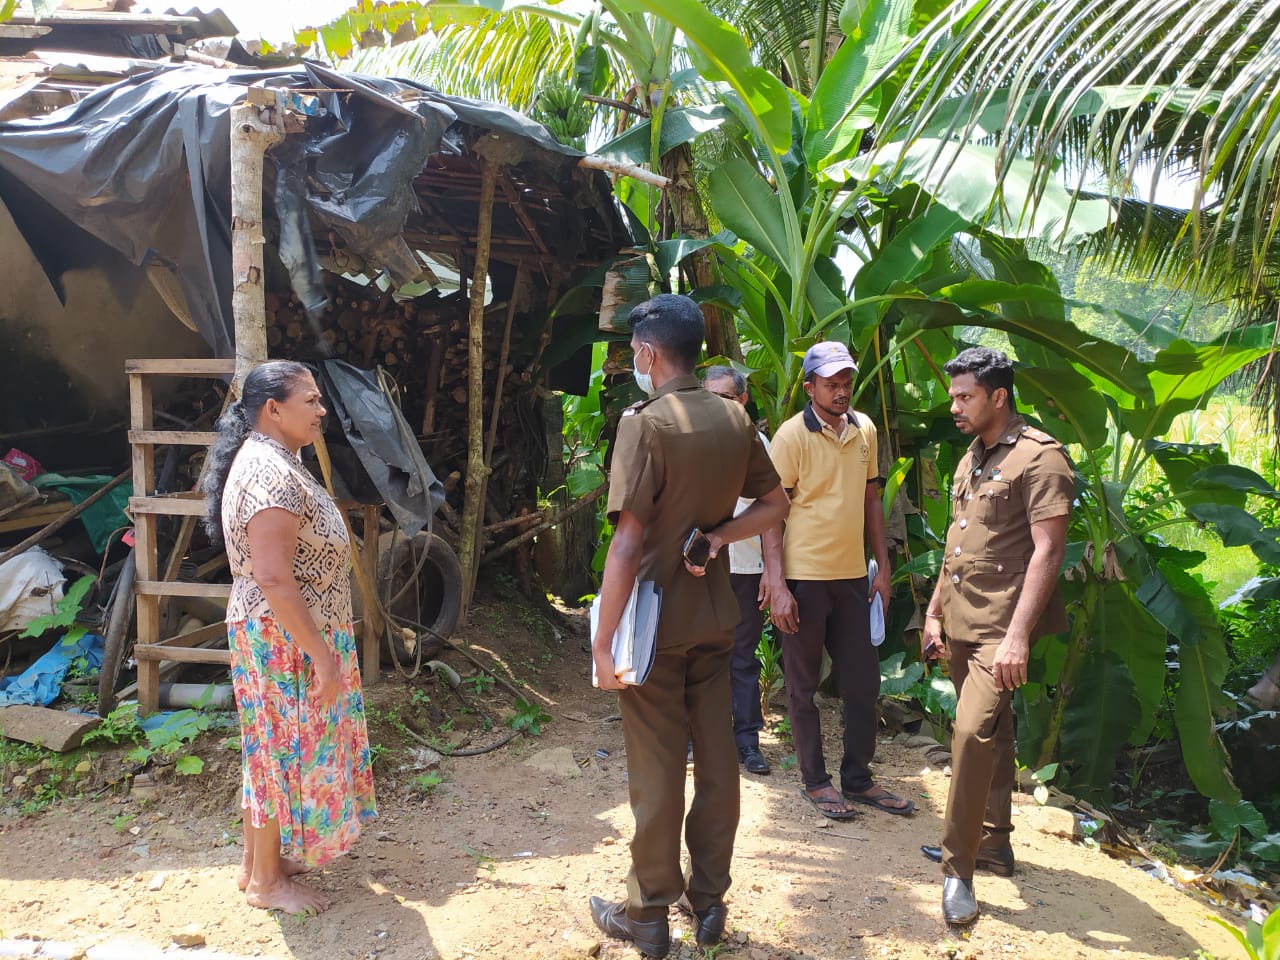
[0,706,101,752]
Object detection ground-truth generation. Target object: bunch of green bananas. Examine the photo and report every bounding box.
[533,78,592,149]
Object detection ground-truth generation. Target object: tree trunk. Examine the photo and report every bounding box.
[229,89,283,390]
[457,159,498,619]
[659,143,741,361]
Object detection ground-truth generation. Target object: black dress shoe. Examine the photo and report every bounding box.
[942,876,979,925]
[589,897,670,958]
[676,895,728,946]
[739,746,771,775]
[921,844,1015,877]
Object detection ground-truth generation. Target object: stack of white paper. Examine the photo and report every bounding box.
[590,579,662,686]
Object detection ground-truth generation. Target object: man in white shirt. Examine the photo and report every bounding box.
[703,366,775,774]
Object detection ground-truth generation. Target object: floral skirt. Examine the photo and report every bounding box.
[228,617,377,866]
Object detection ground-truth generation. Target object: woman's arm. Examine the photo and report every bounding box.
[245,507,340,705]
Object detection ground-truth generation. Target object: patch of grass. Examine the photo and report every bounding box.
[507,698,552,737]
[409,771,443,796]
[462,844,496,874]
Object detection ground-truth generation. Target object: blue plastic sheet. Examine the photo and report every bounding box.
[0,631,104,707]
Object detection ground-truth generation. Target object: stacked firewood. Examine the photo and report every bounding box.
[263,274,549,533]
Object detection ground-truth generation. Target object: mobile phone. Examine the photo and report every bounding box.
[682,528,712,567]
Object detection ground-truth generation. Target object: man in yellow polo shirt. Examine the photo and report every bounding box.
[767,342,912,820]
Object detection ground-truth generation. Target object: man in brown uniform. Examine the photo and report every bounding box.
[920,347,1072,925]
[589,294,788,958]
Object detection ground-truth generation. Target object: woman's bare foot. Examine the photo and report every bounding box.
[237,856,310,892]
[245,877,331,915]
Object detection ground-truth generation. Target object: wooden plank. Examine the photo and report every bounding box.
[129,372,154,498]
[128,494,207,517]
[361,503,382,680]
[0,706,100,753]
[0,24,52,38]
[133,645,231,666]
[0,502,67,535]
[135,580,231,598]
[157,622,227,649]
[127,430,219,446]
[125,359,236,376]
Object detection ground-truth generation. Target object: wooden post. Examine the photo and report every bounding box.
[360,503,383,675]
[457,159,498,618]
[230,87,283,390]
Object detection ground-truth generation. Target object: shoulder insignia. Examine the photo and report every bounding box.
[621,399,649,417]
[1021,426,1058,445]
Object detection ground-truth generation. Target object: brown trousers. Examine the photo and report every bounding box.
[940,639,1016,879]
[618,628,738,921]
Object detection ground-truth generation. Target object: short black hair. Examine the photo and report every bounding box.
[944,347,1015,404]
[629,294,704,371]
[703,364,746,395]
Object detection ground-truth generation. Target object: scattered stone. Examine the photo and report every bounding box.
[524,747,581,779]
[904,735,940,750]
[11,774,27,789]
[172,924,207,947]
[1024,803,1079,839]
[148,873,166,891]
[925,746,952,766]
[131,774,160,801]
[74,759,92,775]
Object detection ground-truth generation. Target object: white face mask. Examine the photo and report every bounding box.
[633,342,656,396]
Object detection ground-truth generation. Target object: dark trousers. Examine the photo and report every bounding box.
[730,573,766,751]
[941,639,1015,878]
[781,578,878,793]
[619,628,738,921]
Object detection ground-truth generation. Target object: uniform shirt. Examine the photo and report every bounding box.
[728,431,771,576]
[607,375,779,647]
[938,415,1074,644]
[222,433,353,631]
[770,403,879,581]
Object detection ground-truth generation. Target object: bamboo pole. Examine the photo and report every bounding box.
[481,483,607,564]
[457,159,499,618]
[229,87,283,391]
[579,154,670,188]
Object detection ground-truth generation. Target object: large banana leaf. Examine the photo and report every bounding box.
[1117,337,1275,439]
[804,0,915,171]
[1058,647,1141,801]
[849,202,969,334]
[1147,441,1242,510]
[1187,504,1280,565]
[1191,465,1280,500]
[707,157,788,265]
[897,280,1153,401]
[595,104,733,163]
[630,0,793,151]
[841,139,1113,245]
[1096,582,1168,746]
[1135,563,1240,802]
[1016,366,1110,449]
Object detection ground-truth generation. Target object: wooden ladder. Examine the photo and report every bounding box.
[127,359,236,714]
[125,358,385,715]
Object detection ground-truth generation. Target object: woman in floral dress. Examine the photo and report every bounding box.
[202,360,376,914]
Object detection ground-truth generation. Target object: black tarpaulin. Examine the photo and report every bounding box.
[315,359,444,538]
[0,62,631,357]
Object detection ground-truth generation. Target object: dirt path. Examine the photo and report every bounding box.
[0,599,1247,960]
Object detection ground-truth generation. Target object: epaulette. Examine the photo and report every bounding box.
[1021,425,1058,445]
[621,399,650,417]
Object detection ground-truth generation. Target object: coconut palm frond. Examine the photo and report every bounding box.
[879,0,1280,316]
[345,12,628,110]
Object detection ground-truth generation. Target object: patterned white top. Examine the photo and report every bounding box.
[222,433,352,630]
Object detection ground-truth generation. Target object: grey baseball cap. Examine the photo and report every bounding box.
[802,341,857,379]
